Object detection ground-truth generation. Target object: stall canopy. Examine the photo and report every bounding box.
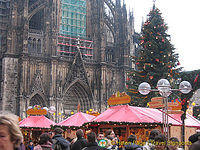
[169,113,200,128]
[19,115,55,128]
[57,112,95,127]
[91,105,200,127]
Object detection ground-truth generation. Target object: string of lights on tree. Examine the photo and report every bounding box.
[126,5,181,107]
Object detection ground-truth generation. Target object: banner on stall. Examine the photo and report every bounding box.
[108,92,131,105]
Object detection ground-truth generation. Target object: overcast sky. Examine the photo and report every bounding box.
[125,0,200,71]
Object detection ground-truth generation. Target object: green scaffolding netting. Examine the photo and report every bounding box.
[60,0,86,38]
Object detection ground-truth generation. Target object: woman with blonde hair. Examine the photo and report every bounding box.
[0,112,23,150]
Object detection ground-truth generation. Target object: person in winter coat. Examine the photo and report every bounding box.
[124,135,143,150]
[52,127,70,150]
[168,137,183,150]
[104,129,118,150]
[154,134,167,150]
[34,133,53,150]
[189,140,200,150]
[27,140,34,150]
[82,132,107,150]
[71,129,87,150]
[143,129,161,150]
[18,142,26,150]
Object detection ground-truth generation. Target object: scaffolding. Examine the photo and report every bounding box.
[57,35,93,59]
[60,0,86,37]
[58,0,93,59]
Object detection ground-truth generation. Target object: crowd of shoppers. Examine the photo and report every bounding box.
[1,112,200,150]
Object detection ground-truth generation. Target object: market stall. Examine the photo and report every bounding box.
[83,105,200,142]
[56,112,95,139]
[169,113,200,142]
[19,115,55,144]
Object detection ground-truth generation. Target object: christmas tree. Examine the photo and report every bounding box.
[126,5,181,107]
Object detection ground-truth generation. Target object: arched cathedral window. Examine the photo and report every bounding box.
[37,39,41,53]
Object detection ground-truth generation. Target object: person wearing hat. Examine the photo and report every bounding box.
[27,140,34,150]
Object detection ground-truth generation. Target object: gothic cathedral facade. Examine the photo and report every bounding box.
[0,0,134,121]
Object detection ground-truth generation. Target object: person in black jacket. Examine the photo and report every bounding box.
[82,132,107,150]
[71,129,87,150]
[52,127,70,150]
[124,135,142,150]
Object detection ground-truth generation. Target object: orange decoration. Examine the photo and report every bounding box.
[27,109,47,115]
[108,92,131,105]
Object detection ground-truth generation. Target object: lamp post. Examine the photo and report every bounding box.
[138,79,192,140]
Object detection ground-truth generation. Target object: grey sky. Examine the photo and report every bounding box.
[125,0,200,71]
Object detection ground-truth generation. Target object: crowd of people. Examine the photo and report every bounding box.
[1,113,200,150]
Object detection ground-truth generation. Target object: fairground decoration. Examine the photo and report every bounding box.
[149,97,164,108]
[87,111,100,116]
[108,92,131,106]
[168,99,182,114]
[26,105,48,115]
[86,109,100,116]
[149,97,183,114]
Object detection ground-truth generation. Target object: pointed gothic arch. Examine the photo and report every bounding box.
[63,79,93,113]
[29,92,47,107]
[28,0,47,21]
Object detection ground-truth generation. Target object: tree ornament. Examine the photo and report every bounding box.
[162,39,165,42]
[177,62,180,65]
[127,77,130,81]
[168,65,171,68]
[156,36,158,39]
[156,59,159,62]
[149,76,154,79]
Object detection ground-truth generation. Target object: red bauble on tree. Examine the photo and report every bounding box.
[149,76,154,80]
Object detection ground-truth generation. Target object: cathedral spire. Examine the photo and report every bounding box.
[141,17,144,31]
[153,0,156,9]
